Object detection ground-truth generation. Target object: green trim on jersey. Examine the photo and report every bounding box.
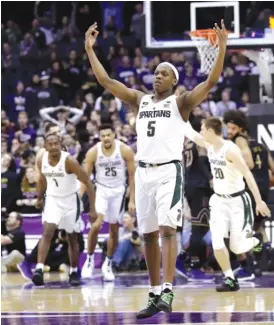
[241,193,253,231]
[170,162,183,209]
[75,193,80,222]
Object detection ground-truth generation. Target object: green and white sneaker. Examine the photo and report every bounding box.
[156,289,174,313]
[216,277,240,292]
[136,292,160,319]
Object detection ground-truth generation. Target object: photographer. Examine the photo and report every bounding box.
[18,230,84,279]
[112,212,143,271]
[1,212,26,273]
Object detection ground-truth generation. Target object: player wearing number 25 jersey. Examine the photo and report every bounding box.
[80,124,135,281]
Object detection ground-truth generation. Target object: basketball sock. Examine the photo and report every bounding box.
[87,254,94,262]
[36,263,44,271]
[224,269,235,279]
[149,285,161,296]
[162,282,173,292]
[70,267,78,274]
[106,256,113,265]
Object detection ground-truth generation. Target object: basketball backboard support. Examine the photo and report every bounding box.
[144,1,274,51]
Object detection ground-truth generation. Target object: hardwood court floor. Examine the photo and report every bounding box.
[1,272,274,324]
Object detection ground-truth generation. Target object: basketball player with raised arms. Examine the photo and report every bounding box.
[85,20,227,317]
[80,124,136,281]
[185,117,271,291]
[32,133,97,286]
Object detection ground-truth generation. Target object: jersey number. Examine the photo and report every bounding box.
[214,168,224,179]
[147,121,156,137]
[105,167,117,177]
[53,178,58,187]
[255,154,262,169]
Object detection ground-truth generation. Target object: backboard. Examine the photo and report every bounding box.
[144,1,274,51]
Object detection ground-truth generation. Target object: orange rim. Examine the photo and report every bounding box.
[189,29,217,46]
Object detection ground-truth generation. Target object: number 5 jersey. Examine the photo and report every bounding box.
[95,140,126,189]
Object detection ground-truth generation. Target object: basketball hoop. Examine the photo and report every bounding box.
[189,29,219,75]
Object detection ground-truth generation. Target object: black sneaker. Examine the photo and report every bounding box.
[216,277,240,292]
[32,269,44,286]
[253,233,264,258]
[69,272,81,286]
[136,292,160,319]
[156,289,174,313]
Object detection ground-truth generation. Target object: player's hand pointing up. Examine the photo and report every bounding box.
[214,19,228,52]
[85,23,99,52]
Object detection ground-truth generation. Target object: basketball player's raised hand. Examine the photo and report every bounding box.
[85,23,99,52]
[256,201,271,218]
[213,19,228,51]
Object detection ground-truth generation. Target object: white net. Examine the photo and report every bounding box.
[190,33,219,75]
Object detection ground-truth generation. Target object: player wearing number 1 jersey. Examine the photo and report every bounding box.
[186,117,271,292]
[80,124,135,281]
[32,133,96,286]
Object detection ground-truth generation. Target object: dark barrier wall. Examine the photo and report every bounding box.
[248,103,274,247]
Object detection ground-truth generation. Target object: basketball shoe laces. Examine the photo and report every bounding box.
[161,291,174,304]
[224,278,235,288]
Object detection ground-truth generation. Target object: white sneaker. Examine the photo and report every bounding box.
[81,255,94,278]
[102,258,115,282]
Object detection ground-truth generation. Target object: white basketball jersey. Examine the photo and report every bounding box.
[41,151,78,197]
[207,141,245,195]
[95,140,126,188]
[136,94,187,163]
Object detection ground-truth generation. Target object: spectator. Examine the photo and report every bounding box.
[2,43,19,70]
[200,93,218,117]
[130,3,143,42]
[5,81,27,123]
[116,56,136,83]
[1,212,26,273]
[19,33,37,59]
[36,71,58,111]
[216,89,237,117]
[40,105,84,135]
[5,20,22,44]
[12,111,37,144]
[50,61,69,103]
[139,60,155,93]
[238,92,249,112]
[181,61,200,91]
[62,134,81,160]
[104,16,118,37]
[1,154,20,213]
[112,212,143,271]
[16,166,40,217]
[29,19,46,50]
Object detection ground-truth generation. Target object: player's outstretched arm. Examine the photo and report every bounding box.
[79,146,97,198]
[185,122,209,149]
[66,157,97,218]
[177,20,227,118]
[226,147,271,217]
[121,144,136,215]
[85,23,144,108]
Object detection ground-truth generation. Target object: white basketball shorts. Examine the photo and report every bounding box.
[95,184,126,224]
[42,192,82,233]
[209,191,254,246]
[135,161,184,234]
